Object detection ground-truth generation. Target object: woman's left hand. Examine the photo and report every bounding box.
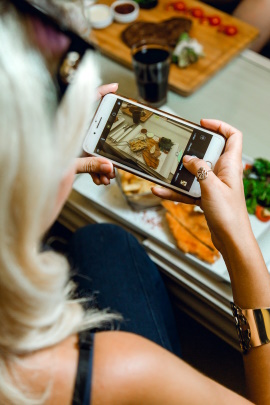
[75,156,115,185]
[75,83,118,185]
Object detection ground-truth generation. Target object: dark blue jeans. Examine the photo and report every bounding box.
[69,223,181,357]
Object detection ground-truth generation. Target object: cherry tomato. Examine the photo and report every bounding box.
[244,163,253,170]
[173,1,187,11]
[191,7,204,18]
[256,206,270,222]
[208,15,221,26]
[224,25,238,36]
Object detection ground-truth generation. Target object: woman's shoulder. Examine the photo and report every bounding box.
[93,330,172,405]
[14,331,164,405]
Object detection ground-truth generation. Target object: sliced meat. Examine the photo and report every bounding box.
[142,148,159,169]
[162,201,218,253]
[121,17,192,48]
[166,212,218,264]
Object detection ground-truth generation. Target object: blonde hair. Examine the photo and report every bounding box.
[0,2,116,403]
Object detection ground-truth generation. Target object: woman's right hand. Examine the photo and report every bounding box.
[152,119,252,253]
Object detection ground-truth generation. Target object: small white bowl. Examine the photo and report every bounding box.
[86,4,113,29]
[111,0,139,24]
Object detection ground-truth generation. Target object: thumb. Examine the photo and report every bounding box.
[96,83,119,100]
[75,157,113,174]
[183,155,217,191]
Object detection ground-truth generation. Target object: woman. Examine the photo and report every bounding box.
[1,1,269,404]
[0,1,182,403]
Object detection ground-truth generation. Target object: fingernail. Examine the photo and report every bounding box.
[111,83,118,87]
[100,164,111,172]
[183,155,193,163]
[151,186,166,196]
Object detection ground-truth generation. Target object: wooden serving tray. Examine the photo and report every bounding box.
[89,0,258,96]
[121,106,153,121]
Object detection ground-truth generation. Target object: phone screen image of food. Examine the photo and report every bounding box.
[94,99,213,192]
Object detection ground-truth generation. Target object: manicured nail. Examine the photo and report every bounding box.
[183,155,193,162]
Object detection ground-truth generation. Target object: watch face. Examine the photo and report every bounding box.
[231,303,251,353]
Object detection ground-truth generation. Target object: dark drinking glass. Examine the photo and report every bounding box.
[131,42,171,108]
[132,109,142,123]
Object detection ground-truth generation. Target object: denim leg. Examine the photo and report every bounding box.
[69,223,181,357]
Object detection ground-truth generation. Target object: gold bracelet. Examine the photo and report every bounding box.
[231,303,270,353]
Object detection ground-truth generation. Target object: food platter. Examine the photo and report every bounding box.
[73,159,270,284]
[105,113,182,182]
[88,0,258,96]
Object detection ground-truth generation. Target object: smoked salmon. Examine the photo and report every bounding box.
[163,201,220,264]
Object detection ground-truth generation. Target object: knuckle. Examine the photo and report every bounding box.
[87,159,96,173]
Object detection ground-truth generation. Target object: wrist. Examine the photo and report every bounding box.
[220,226,270,308]
[216,213,253,256]
[222,225,254,254]
[219,222,265,277]
[221,227,257,265]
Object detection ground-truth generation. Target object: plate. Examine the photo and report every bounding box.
[73,155,270,283]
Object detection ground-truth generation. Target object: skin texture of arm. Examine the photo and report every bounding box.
[152,119,270,404]
[92,331,253,405]
[233,0,270,52]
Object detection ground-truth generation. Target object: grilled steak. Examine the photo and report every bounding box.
[122,17,192,48]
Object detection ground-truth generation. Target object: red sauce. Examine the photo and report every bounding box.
[115,3,135,14]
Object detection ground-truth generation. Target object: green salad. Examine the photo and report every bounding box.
[243,158,270,221]
[159,137,174,153]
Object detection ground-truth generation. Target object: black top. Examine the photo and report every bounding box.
[72,330,94,405]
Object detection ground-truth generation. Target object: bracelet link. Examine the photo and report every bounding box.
[231,303,270,353]
[231,302,251,354]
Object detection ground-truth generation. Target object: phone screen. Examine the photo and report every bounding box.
[94,98,213,192]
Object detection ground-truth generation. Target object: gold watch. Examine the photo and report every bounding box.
[231,302,270,354]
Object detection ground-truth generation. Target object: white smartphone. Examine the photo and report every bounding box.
[83,93,226,198]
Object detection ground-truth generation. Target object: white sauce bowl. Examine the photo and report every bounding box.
[111,0,139,24]
[86,4,113,29]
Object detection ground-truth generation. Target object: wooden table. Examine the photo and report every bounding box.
[59,49,270,349]
[88,0,258,95]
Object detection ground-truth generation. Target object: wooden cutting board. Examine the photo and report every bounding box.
[89,0,258,96]
[121,105,153,121]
